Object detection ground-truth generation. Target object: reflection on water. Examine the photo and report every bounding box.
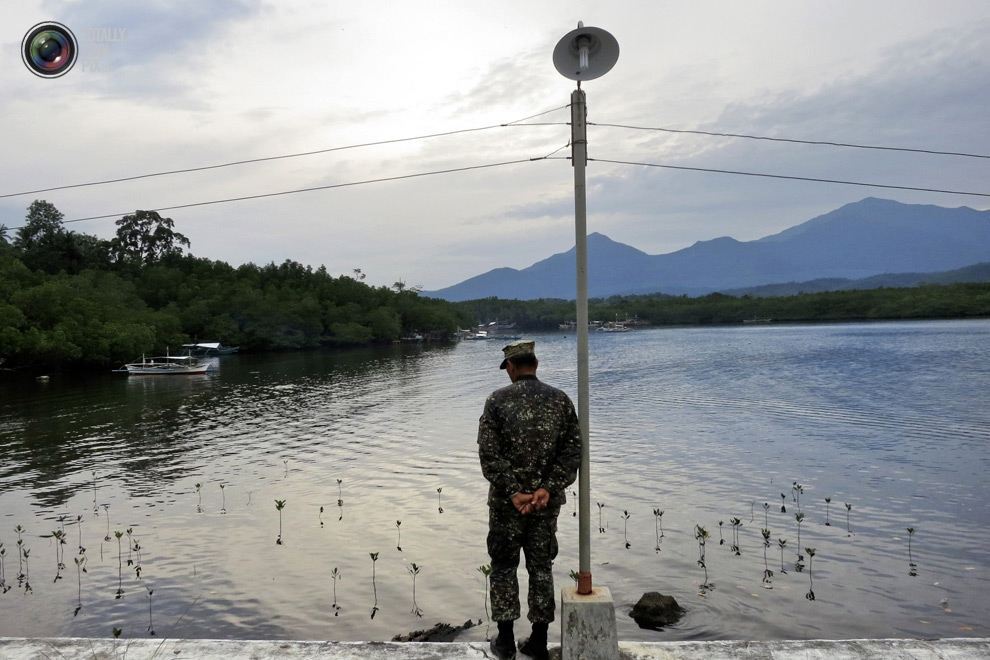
[1,320,989,641]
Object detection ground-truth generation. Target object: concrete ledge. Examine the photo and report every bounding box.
[0,637,988,660]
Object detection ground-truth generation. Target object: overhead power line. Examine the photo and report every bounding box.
[0,104,570,200]
[5,157,552,230]
[584,157,990,197]
[589,122,990,160]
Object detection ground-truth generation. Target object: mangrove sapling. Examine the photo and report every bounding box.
[780,493,787,514]
[824,497,831,526]
[219,483,227,514]
[572,491,577,517]
[845,503,852,535]
[114,530,124,599]
[805,548,816,600]
[694,525,713,594]
[195,483,202,513]
[369,552,379,619]
[76,515,86,556]
[126,528,134,566]
[718,520,724,546]
[283,459,288,479]
[761,529,774,588]
[653,509,664,553]
[102,504,111,541]
[15,525,24,581]
[146,584,155,635]
[73,556,84,615]
[330,567,342,615]
[92,471,98,509]
[622,510,631,549]
[477,564,492,621]
[396,520,402,552]
[763,502,770,529]
[408,562,423,617]
[319,506,324,528]
[793,483,804,511]
[597,502,606,533]
[907,527,917,576]
[794,512,806,564]
[730,517,742,555]
[0,544,6,593]
[21,547,31,593]
[132,537,143,578]
[275,500,286,545]
[777,538,788,574]
[437,487,443,514]
[337,479,343,506]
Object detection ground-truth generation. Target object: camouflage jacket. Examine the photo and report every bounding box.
[478,374,582,511]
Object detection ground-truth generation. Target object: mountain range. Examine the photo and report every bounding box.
[426,198,990,301]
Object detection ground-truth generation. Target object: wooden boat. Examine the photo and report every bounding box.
[120,354,211,375]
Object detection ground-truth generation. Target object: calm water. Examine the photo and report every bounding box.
[0,320,988,642]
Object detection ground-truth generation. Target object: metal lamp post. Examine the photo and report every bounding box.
[553,22,619,596]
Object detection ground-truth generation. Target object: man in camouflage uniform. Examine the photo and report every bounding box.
[479,340,582,660]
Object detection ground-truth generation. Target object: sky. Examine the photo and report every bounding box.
[0,1,987,290]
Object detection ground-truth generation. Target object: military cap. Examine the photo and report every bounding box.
[499,340,536,369]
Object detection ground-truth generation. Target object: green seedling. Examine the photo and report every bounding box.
[780,493,787,513]
[73,556,85,616]
[763,502,770,529]
[597,502,606,534]
[622,510,631,549]
[408,562,423,617]
[195,483,202,512]
[805,548,817,600]
[337,479,343,506]
[437,487,443,514]
[845,503,852,535]
[730,517,742,555]
[718,520,724,546]
[761,528,774,588]
[477,564,492,621]
[275,500,286,545]
[219,483,227,514]
[694,525,712,593]
[102,505,111,541]
[76,515,86,555]
[396,520,402,552]
[146,584,155,635]
[369,552,380,619]
[907,527,917,575]
[330,567,342,615]
[777,538,788,574]
[114,530,124,599]
[824,497,832,526]
[572,490,578,517]
[126,528,134,566]
[22,547,32,593]
[653,508,664,553]
[795,512,806,564]
[319,505,324,528]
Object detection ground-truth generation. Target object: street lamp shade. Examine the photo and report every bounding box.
[553,22,619,81]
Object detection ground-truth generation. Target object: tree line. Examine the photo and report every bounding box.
[0,201,470,369]
[455,284,990,330]
[3,200,987,371]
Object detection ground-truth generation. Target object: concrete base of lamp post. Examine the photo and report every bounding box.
[561,585,620,660]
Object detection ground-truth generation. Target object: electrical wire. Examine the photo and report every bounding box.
[0,104,571,200]
[585,157,990,197]
[588,122,990,160]
[5,157,552,230]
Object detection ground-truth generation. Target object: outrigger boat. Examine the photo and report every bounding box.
[181,341,239,355]
[117,353,211,375]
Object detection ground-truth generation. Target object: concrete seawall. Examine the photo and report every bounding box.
[1,637,989,659]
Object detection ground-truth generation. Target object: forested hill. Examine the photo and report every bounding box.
[0,201,469,370]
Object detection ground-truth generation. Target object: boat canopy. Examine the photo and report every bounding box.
[182,342,222,350]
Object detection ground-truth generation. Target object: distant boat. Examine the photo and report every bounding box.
[119,354,211,375]
[182,342,240,355]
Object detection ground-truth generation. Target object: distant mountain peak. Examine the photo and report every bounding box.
[425,200,990,301]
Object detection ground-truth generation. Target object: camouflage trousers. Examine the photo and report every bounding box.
[487,503,560,623]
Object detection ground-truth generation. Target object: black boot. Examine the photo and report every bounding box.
[518,621,549,660]
[490,620,516,660]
